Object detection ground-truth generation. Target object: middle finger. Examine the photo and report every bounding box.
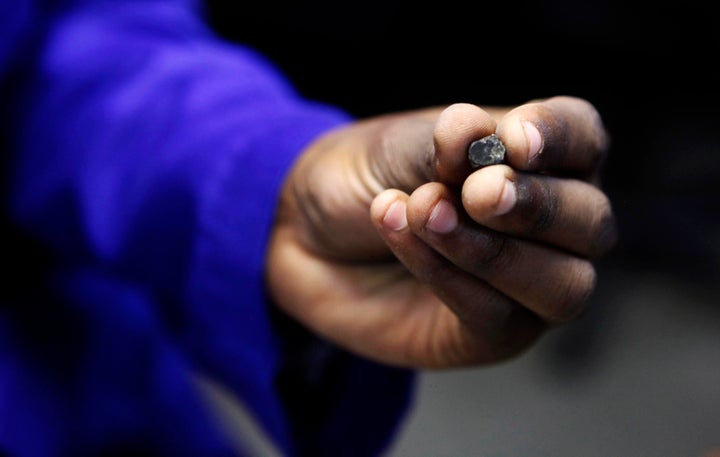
[462,164,618,258]
[407,182,597,323]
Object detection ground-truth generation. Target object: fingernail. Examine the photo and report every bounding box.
[522,121,542,163]
[495,179,517,216]
[383,200,408,231]
[427,199,458,234]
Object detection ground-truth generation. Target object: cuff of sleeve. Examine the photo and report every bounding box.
[272,307,416,457]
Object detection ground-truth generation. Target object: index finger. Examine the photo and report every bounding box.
[495,95,610,180]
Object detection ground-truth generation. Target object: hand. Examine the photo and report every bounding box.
[266,96,617,368]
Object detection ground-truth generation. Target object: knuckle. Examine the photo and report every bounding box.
[516,177,559,235]
[588,195,618,258]
[547,263,597,322]
[466,232,511,273]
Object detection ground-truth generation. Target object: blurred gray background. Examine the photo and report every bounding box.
[386,262,720,457]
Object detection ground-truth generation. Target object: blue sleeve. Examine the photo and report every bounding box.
[3,1,415,456]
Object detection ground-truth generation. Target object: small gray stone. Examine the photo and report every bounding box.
[468,134,506,169]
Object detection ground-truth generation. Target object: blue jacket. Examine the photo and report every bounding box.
[0,1,414,455]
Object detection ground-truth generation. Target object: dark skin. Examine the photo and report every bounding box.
[266,96,617,369]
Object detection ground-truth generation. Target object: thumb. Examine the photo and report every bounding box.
[369,104,497,192]
[430,103,498,187]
